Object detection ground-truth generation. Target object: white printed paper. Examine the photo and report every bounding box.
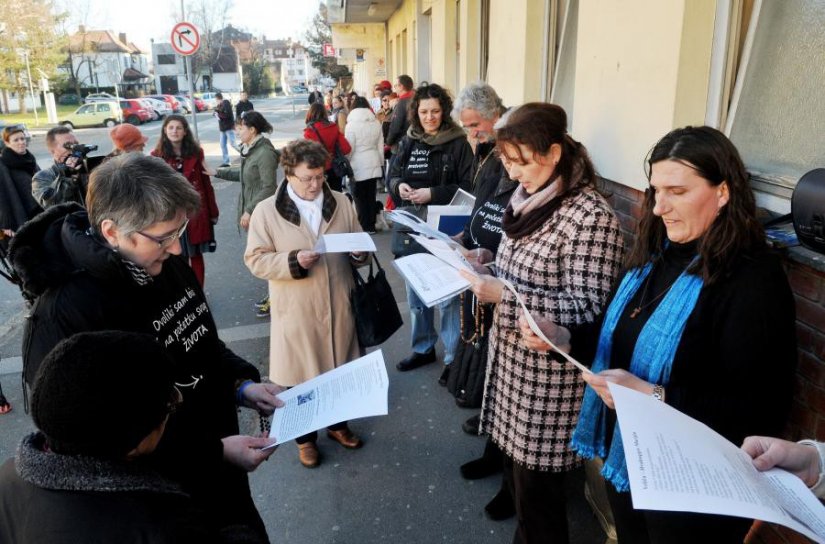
[265,350,389,447]
[393,253,470,307]
[313,232,377,254]
[609,382,825,544]
[385,209,456,244]
[409,234,477,274]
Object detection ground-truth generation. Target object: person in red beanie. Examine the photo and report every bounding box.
[108,123,148,155]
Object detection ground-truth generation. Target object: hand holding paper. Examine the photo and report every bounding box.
[459,270,504,304]
[582,369,655,409]
[313,233,377,254]
[499,277,591,374]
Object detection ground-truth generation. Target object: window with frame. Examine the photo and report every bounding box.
[157,54,176,65]
[726,0,825,211]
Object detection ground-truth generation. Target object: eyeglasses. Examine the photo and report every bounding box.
[136,218,189,248]
[293,173,327,185]
[381,99,390,103]
[166,386,183,416]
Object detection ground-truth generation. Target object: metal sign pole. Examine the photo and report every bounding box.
[187,56,198,140]
[180,0,198,141]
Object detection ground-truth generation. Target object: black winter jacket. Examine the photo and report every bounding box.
[0,432,214,543]
[9,203,266,540]
[0,153,41,232]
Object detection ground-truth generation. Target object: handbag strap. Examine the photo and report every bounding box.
[311,122,345,159]
[351,253,381,284]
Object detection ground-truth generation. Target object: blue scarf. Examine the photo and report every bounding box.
[569,260,703,492]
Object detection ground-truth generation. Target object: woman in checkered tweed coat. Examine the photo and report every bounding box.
[461,103,624,543]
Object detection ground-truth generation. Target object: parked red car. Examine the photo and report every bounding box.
[120,99,152,125]
[192,96,208,112]
[147,94,182,114]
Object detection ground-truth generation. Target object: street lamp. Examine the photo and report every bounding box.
[20,49,39,126]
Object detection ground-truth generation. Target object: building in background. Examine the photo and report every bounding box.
[63,26,151,96]
[327,1,825,542]
[262,38,319,92]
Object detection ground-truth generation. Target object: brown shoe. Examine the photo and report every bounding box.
[298,442,320,468]
[327,428,363,449]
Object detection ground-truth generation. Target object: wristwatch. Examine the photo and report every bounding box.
[651,384,665,402]
[798,439,825,498]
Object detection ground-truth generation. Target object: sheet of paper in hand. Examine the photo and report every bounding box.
[609,382,825,544]
[313,232,377,254]
[265,350,389,447]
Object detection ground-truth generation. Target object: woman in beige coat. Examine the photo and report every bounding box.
[244,139,368,469]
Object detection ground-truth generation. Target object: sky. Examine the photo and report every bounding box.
[59,0,320,52]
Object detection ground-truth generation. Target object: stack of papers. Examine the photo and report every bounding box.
[394,253,471,307]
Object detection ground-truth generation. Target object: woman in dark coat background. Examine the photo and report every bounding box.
[152,114,219,287]
[0,125,41,240]
[0,124,42,415]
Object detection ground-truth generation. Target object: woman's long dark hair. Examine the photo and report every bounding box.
[627,125,765,284]
[408,83,455,134]
[305,103,329,125]
[154,114,200,158]
[495,102,597,195]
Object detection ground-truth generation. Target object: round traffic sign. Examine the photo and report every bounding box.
[170,22,200,56]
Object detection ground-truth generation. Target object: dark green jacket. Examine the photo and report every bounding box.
[217,137,279,222]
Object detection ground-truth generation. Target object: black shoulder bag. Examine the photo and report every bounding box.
[350,255,403,347]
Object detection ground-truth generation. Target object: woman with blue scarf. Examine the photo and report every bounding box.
[522,126,797,543]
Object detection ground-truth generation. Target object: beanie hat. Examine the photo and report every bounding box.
[32,331,176,458]
[379,80,392,91]
[109,124,148,151]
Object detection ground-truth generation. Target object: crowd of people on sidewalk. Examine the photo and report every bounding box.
[0,76,816,544]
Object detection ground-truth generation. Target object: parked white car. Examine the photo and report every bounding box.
[140,98,172,120]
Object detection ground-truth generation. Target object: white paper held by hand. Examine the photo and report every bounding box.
[264,350,389,448]
[313,232,377,254]
[608,382,825,544]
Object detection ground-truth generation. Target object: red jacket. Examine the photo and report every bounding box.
[304,121,352,171]
[152,148,219,245]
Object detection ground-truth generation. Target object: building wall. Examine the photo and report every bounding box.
[485,0,546,106]
[330,23,387,95]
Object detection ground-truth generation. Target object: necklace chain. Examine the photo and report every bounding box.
[629,264,686,319]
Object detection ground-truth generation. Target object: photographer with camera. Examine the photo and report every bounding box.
[32,126,96,209]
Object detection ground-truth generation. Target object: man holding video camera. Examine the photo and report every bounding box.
[32,126,95,209]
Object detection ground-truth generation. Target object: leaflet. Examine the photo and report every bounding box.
[449,188,477,208]
[265,350,389,447]
[393,253,471,307]
[385,209,456,245]
[609,382,825,544]
[408,234,476,274]
[313,232,377,254]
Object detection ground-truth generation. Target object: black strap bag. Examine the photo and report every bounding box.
[390,205,427,257]
[350,255,403,347]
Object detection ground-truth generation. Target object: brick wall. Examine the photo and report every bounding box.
[599,177,821,544]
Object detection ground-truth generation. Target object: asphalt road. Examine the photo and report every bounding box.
[0,97,608,543]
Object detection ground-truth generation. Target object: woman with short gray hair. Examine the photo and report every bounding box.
[11,153,283,543]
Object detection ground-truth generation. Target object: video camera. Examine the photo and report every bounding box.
[63,142,98,161]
